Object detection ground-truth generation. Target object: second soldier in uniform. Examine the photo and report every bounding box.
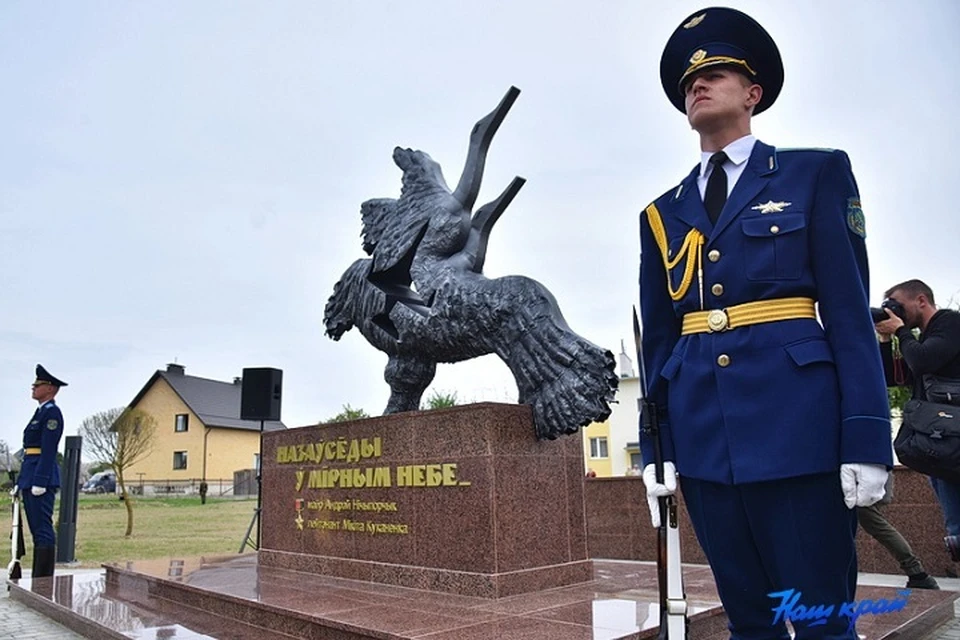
[18,364,67,578]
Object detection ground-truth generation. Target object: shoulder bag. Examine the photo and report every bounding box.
[894,375,960,482]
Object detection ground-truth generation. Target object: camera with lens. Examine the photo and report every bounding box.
[870,298,906,324]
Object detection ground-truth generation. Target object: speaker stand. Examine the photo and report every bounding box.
[239,419,265,553]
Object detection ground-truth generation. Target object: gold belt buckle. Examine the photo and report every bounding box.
[706,309,729,332]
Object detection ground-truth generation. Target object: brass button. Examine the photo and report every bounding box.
[711,283,724,296]
[707,249,721,262]
[717,354,731,367]
[770,225,780,234]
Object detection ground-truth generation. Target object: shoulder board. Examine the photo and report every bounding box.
[652,183,684,207]
[776,147,837,154]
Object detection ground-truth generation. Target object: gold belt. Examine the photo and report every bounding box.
[24,447,41,455]
[681,297,816,335]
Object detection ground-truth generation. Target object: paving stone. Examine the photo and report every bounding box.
[0,588,84,639]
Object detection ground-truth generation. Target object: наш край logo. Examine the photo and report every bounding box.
[769,588,910,631]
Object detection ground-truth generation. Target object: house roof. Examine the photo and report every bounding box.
[129,365,286,432]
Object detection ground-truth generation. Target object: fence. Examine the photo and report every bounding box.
[119,472,257,498]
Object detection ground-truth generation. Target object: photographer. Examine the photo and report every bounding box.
[876,279,960,563]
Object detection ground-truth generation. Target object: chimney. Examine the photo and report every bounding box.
[233,377,242,385]
[166,363,185,376]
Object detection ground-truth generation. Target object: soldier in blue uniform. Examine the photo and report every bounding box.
[638,8,893,639]
[18,364,67,578]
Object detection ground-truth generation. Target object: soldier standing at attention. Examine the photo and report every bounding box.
[638,8,893,639]
[18,364,67,578]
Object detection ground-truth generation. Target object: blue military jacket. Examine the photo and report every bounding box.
[18,400,63,489]
[639,140,893,484]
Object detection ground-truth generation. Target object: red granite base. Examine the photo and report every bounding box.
[17,557,727,639]
[259,548,593,599]
[9,557,957,640]
[585,467,960,579]
[260,403,590,597]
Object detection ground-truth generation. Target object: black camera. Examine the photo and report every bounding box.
[870,298,906,324]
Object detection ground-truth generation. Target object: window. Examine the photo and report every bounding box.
[175,414,189,432]
[173,451,188,470]
[589,437,609,459]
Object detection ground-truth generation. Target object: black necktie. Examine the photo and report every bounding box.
[704,151,728,224]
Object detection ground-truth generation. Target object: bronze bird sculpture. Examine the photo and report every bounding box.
[324,87,617,439]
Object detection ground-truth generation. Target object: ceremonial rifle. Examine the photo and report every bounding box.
[633,307,687,640]
[7,472,24,582]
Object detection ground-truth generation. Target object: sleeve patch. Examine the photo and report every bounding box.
[846,198,866,238]
[46,419,59,431]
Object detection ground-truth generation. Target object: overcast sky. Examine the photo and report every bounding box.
[2,1,957,459]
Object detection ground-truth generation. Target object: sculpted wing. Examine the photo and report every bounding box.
[488,277,618,439]
[359,198,397,255]
[364,148,453,275]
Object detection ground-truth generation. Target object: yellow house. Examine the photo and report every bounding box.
[124,363,285,495]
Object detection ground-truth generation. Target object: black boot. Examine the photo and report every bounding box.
[906,572,940,589]
[31,546,56,578]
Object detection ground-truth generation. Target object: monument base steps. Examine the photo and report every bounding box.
[9,556,958,640]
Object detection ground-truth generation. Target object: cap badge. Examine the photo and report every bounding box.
[690,49,707,65]
[683,13,706,29]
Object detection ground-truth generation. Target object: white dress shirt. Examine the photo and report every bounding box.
[696,134,757,200]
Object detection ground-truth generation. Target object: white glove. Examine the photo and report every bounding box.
[8,487,17,498]
[30,486,46,497]
[642,462,678,528]
[840,463,888,509]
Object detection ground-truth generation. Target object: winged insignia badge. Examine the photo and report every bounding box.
[751,200,792,214]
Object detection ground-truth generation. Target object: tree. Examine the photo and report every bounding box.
[0,439,15,470]
[888,386,912,414]
[79,407,157,537]
[886,328,923,414]
[421,390,459,410]
[0,440,16,490]
[324,404,370,423]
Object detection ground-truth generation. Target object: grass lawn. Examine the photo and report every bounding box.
[0,493,259,568]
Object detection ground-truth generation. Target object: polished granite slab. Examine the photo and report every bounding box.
[7,556,958,639]
[260,404,593,597]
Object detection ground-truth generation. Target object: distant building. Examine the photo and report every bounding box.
[124,363,285,495]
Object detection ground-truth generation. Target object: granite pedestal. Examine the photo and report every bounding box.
[259,403,591,598]
[10,556,959,640]
[585,467,960,579]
